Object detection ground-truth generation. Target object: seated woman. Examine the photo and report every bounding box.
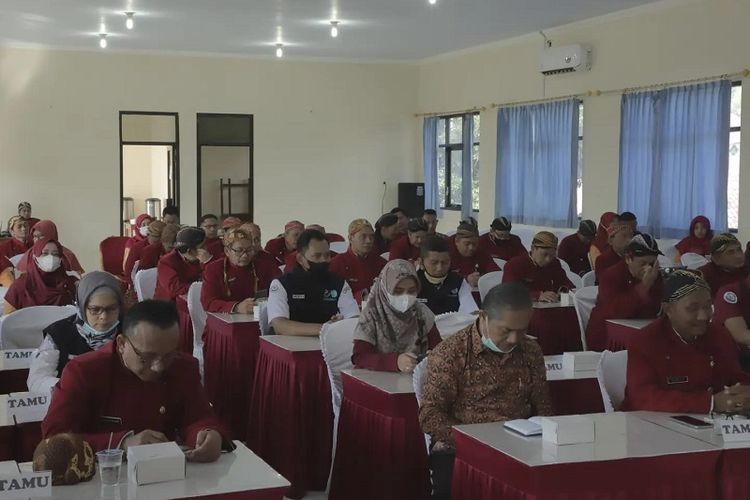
[17,201,40,230]
[502,231,573,302]
[123,213,153,270]
[3,238,77,315]
[352,259,441,373]
[586,234,663,351]
[201,228,281,313]
[27,271,123,393]
[154,227,210,301]
[18,220,84,275]
[622,271,750,413]
[674,216,712,263]
[0,216,30,287]
[589,212,618,268]
[139,223,179,270]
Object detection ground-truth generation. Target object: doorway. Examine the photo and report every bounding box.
[119,111,179,236]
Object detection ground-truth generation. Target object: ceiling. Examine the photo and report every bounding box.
[0,0,662,61]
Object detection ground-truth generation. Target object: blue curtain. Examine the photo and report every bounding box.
[495,99,579,227]
[461,113,474,220]
[619,80,731,238]
[422,117,441,216]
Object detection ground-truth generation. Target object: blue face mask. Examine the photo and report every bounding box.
[481,318,517,354]
[81,320,120,337]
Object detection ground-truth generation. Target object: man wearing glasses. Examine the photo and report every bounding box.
[201,227,282,314]
[42,300,233,462]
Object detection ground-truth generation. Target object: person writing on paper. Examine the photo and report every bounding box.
[419,283,552,500]
[352,259,441,372]
[330,219,387,301]
[28,271,123,393]
[502,231,573,302]
[557,219,597,276]
[594,221,634,282]
[42,300,233,462]
[154,227,210,301]
[0,216,30,287]
[201,228,281,313]
[478,217,527,261]
[697,233,748,298]
[449,222,500,289]
[389,218,429,263]
[586,233,663,351]
[417,236,477,315]
[267,229,359,336]
[622,271,750,413]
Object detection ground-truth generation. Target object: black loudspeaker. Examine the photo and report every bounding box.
[398,183,425,218]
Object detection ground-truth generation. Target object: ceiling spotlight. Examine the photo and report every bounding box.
[125,12,135,30]
[275,43,284,58]
[99,33,108,48]
[330,21,339,38]
[428,0,437,4]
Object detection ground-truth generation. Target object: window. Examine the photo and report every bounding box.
[437,113,480,211]
[577,102,584,218]
[728,82,742,230]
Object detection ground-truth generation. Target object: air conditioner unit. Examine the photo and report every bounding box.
[540,44,592,75]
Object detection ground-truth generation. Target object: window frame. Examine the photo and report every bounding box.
[437,112,480,212]
[728,80,741,232]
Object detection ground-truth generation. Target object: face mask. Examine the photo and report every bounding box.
[387,292,417,313]
[423,271,446,286]
[82,320,120,338]
[139,226,150,237]
[36,254,62,273]
[307,261,330,277]
[481,318,517,354]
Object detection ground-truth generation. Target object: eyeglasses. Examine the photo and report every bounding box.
[86,305,119,316]
[123,335,177,368]
[228,246,253,256]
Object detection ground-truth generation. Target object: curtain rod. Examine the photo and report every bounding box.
[414,68,749,118]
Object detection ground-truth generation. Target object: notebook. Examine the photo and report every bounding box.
[504,416,543,436]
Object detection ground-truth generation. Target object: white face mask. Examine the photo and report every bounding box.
[139,226,150,237]
[35,254,62,273]
[386,292,417,313]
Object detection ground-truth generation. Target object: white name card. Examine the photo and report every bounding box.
[720,421,750,442]
[0,350,35,371]
[0,471,51,500]
[0,393,51,426]
[545,355,564,376]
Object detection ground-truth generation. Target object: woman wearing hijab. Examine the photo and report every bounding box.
[621,271,750,413]
[17,220,84,275]
[122,213,153,270]
[3,238,77,315]
[27,271,123,393]
[374,214,401,255]
[674,216,713,262]
[16,201,39,229]
[589,212,618,268]
[154,227,210,301]
[0,216,30,287]
[123,220,166,284]
[352,259,441,373]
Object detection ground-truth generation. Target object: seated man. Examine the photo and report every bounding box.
[265,220,304,265]
[557,220,596,276]
[389,218,428,263]
[502,231,573,302]
[419,283,552,500]
[622,271,750,413]
[698,233,748,297]
[283,224,340,271]
[390,207,409,236]
[268,229,359,336]
[594,221,634,282]
[200,214,224,260]
[124,221,166,285]
[154,227,211,301]
[42,300,233,461]
[330,219,387,301]
[201,228,282,313]
[422,209,445,237]
[0,216,29,287]
[478,217,527,261]
[417,236,477,315]
[450,222,500,289]
[162,205,180,226]
[139,223,178,270]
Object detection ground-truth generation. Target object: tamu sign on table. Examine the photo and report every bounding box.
[0,471,51,500]
[0,393,51,426]
[0,350,35,371]
[720,421,750,442]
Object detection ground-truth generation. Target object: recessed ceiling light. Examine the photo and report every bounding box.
[428,0,437,4]
[99,33,108,48]
[275,43,284,58]
[125,12,135,30]
[330,21,339,38]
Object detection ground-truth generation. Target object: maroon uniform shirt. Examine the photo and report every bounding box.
[154,249,202,301]
[558,233,592,276]
[201,256,282,313]
[502,254,573,300]
[478,233,527,261]
[330,249,387,298]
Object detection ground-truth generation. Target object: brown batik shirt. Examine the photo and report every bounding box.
[419,321,552,448]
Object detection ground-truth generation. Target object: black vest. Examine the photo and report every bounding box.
[417,269,464,315]
[278,267,346,324]
[43,315,93,376]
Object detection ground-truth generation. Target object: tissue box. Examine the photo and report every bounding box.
[127,442,185,486]
[541,415,595,445]
[562,352,601,373]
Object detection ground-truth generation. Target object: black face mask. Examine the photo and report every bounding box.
[306,261,330,277]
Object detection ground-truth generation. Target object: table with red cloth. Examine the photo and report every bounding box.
[328,369,430,500]
[530,302,582,355]
[0,348,34,394]
[544,355,604,415]
[605,318,654,351]
[247,335,332,500]
[451,412,721,500]
[202,312,260,441]
[176,294,193,354]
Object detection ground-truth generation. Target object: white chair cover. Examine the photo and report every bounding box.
[133,268,158,302]
[581,270,595,287]
[492,258,506,270]
[478,271,502,302]
[186,282,206,380]
[380,252,390,260]
[597,350,628,413]
[413,357,431,451]
[657,255,674,268]
[320,318,359,421]
[558,258,572,274]
[8,254,23,268]
[512,227,537,251]
[66,271,82,280]
[130,260,140,285]
[681,253,709,270]
[566,271,583,290]
[434,312,476,338]
[0,288,7,317]
[0,305,77,349]
[571,286,598,350]
[330,241,349,254]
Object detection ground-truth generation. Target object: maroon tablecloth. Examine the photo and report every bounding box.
[14,421,41,462]
[451,429,720,500]
[328,372,430,500]
[530,307,582,355]
[718,448,750,499]
[0,425,14,461]
[605,321,654,351]
[247,339,332,500]
[0,369,29,395]
[548,378,604,415]
[176,294,193,355]
[202,315,260,441]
